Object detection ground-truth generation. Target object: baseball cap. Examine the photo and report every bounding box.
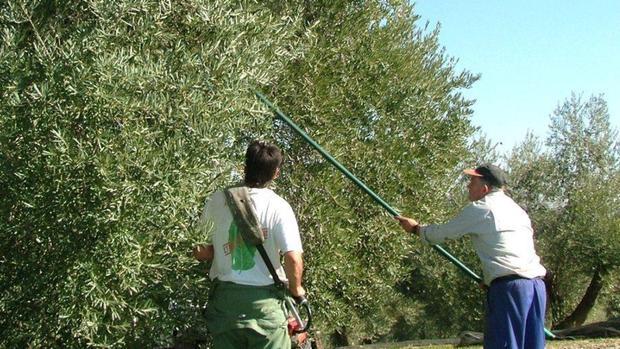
[463,163,508,188]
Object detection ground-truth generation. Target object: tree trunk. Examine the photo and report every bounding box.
[555,266,608,329]
[545,271,561,325]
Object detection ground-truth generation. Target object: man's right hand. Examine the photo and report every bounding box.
[292,293,308,305]
[395,216,419,234]
[289,285,306,300]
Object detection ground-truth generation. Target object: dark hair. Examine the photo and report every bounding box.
[244,140,283,188]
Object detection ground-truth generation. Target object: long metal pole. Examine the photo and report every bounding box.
[255,91,556,339]
[255,91,482,282]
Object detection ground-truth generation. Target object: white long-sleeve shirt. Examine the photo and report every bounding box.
[420,190,546,285]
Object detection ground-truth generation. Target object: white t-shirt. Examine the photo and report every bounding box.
[420,190,546,285]
[198,187,302,286]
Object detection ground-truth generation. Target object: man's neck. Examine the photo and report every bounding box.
[244,182,269,189]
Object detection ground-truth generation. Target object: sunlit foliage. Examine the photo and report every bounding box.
[0,0,479,347]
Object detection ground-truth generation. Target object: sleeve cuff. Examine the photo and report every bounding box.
[419,225,432,245]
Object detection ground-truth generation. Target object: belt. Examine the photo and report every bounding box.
[491,274,538,285]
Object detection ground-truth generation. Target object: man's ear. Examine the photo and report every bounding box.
[273,167,281,180]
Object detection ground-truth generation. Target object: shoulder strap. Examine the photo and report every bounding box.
[255,245,284,288]
[224,186,284,288]
[224,186,264,246]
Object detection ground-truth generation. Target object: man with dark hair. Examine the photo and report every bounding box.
[243,140,283,188]
[193,140,304,349]
[396,164,547,349]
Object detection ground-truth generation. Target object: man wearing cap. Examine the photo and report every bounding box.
[395,164,547,349]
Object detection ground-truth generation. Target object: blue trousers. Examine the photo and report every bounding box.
[484,277,546,349]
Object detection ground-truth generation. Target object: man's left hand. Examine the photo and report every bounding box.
[193,244,214,262]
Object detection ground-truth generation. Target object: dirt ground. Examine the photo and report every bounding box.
[409,338,620,349]
[546,338,620,349]
[338,337,620,349]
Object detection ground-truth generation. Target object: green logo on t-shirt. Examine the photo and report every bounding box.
[228,221,256,271]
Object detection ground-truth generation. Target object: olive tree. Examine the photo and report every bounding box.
[1,0,481,347]
[0,1,310,347]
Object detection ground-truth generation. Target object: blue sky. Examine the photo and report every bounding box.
[413,1,620,153]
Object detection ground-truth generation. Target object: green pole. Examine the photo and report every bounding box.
[255,91,481,282]
[254,91,556,339]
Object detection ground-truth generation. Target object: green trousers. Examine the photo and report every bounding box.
[205,280,290,349]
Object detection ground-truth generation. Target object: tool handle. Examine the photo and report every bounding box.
[296,297,312,333]
[286,296,312,334]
